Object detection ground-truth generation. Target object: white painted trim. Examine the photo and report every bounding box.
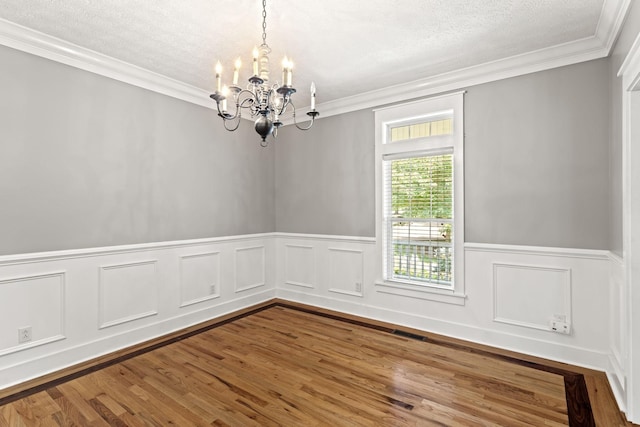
[98,260,159,329]
[492,263,572,332]
[372,90,468,113]
[619,29,640,423]
[0,232,369,266]
[0,271,67,357]
[277,288,611,371]
[608,357,628,414]
[234,245,266,292]
[0,233,276,266]
[375,93,465,300]
[284,244,316,289]
[464,242,610,260]
[179,251,222,308]
[619,33,640,81]
[0,289,276,390]
[0,18,213,109]
[0,1,630,121]
[597,0,633,54]
[275,232,375,244]
[328,289,363,297]
[0,233,621,400]
[328,247,364,297]
[374,281,466,305]
[312,36,609,120]
[610,251,624,265]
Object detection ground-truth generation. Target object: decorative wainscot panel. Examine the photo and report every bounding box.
[0,234,276,391]
[275,234,375,302]
[235,245,266,293]
[0,271,65,356]
[179,251,221,307]
[493,263,572,333]
[328,247,364,297]
[284,244,315,289]
[99,260,158,329]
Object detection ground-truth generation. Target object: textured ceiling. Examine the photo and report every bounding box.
[0,0,609,109]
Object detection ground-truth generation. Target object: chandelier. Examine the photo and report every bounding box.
[209,0,319,146]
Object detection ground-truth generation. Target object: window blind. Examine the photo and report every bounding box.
[383,154,453,285]
[389,117,452,143]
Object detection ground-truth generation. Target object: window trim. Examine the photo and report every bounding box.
[374,92,465,304]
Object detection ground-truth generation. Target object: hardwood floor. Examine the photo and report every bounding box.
[0,301,632,426]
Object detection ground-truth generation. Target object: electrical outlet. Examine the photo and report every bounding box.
[550,320,571,335]
[210,284,216,294]
[18,326,32,343]
[355,282,362,293]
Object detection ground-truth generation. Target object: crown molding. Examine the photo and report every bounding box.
[0,0,631,121]
[597,0,632,53]
[307,39,612,122]
[0,18,213,109]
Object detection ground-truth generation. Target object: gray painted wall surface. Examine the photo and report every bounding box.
[609,2,640,256]
[0,45,275,255]
[464,58,610,249]
[274,109,375,236]
[276,59,611,250]
[2,43,613,253]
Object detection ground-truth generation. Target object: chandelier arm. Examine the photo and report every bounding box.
[215,97,240,121]
[217,89,259,122]
[223,115,242,132]
[290,102,317,131]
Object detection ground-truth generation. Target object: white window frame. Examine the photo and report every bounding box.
[374,92,465,305]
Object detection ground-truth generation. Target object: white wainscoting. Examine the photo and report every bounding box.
[234,245,266,293]
[328,247,364,297]
[275,234,376,307]
[608,252,627,413]
[492,263,572,331]
[276,235,612,372]
[0,271,65,356]
[99,260,158,329]
[284,244,315,289]
[0,232,622,401]
[179,251,221,307]
[0,234,275,390]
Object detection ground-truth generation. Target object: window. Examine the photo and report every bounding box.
[375,92,464,304]
[385,154,453,285]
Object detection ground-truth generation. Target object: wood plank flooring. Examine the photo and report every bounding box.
[0,302,632,426]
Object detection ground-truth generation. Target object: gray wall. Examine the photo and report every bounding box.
[276,59,611,250]
[2,41,614,253]
[0,45,275,255]
[609,2,640,256]
[465,58,610,248]
[275,109,375,236]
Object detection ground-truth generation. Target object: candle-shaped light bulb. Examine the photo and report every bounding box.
[215,61,222,92]
[233,58,241,85]
[282,56,289,86]
[286,60,293,87]
[221,85,229,113]
[252,47,259,76]
[310,82,316,110]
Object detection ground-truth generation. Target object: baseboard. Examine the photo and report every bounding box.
[276,289,611,371]
[0,233,276,391]
[0,295,277,401]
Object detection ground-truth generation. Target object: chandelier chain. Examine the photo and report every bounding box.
[261,0,267,46]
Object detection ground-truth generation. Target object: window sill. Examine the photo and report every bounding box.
[374,280,466,305]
